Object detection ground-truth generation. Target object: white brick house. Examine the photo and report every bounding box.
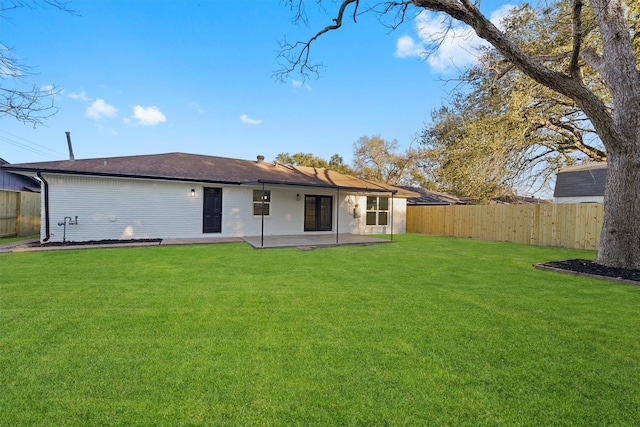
[3,153,415,244]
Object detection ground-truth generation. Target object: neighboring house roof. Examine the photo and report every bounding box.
[490,195,552,205]
[2,152,415,196]
[553,162,607,198]
[399,186,464,205]
[0,158,41,192]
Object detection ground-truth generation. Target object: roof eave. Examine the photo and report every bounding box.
[2,166,245,186]
[250,179,398,193]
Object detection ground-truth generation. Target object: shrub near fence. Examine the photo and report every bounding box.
[407,203,604,250]
[0,190,40,238]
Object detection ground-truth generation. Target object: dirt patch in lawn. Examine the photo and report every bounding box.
[534,259,640,286]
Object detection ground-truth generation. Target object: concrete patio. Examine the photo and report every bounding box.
[241,234,393,249]
[0,234,393,253]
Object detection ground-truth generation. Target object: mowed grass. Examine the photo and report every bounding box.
[1,234,639,426]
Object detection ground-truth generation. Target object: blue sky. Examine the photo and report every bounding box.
[1,0,513,166]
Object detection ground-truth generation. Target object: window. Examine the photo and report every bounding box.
[366,196,389,226]
[253,189,271,215]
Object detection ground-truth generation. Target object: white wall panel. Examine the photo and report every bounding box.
[554,196,604,204]
[39,174,408,242]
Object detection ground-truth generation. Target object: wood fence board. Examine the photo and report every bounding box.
[0,190,40,237]
[407,203,603,250]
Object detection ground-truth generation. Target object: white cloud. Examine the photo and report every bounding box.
[86,99,118,119]
[0,64,20,77]
[41,84,61,97]
[188,101,204,114]
[69,90,92,101]
[131,105,166,126]
[490,4,516,31]
[394,35,423,58]
[292,80,312,91]
[397,6,515,73]
[240,114,262,125]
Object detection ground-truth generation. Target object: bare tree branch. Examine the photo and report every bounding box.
[524,114,607,160]
[0,0,75,127]
[1,0,77,14]
[274,0,360,81]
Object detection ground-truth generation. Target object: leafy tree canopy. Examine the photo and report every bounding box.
[420,1,621,202]
[274,152,355,175]
[353,135,422,186]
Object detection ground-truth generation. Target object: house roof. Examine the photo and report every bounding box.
[2,152,415,196]
[398,186,464,205]
[0,158,42,192]
[553,162,607,198]
[489,195,551,205]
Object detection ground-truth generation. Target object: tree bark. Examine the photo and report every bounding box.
[599,152,640,269]
[589,0,640,269]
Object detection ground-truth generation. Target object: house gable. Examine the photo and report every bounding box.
[554,163,607,199]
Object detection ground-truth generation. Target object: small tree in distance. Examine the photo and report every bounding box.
[275,152,355,175]
[352,135,420,185]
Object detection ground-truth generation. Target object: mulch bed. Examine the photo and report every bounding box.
[35,238,162,247]
[534,259,640,286]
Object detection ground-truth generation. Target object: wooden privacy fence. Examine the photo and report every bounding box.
[407,203,604,250]
[0,190,40,238]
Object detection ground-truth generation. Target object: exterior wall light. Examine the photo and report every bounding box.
[191,189,196,197]
[296,193,300,201]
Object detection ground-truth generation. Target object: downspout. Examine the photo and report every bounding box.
[37,172,50,242]
[336,188,340,244]
[391,192,394,242]
[261,182,265,248]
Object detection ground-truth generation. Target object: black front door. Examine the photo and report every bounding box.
[304,195,332,231]
[203,187,222,233]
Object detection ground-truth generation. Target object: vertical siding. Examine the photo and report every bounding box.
[39,175,409,243]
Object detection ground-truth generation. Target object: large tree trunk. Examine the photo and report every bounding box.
[597,153,640,269]
[590,0,640,269]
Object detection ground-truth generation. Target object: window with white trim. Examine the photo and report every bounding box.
[366,196,389,226]
[253,190,271,215]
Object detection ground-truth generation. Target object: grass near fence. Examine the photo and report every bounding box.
[2,234,639,425]
[0,235,38,245]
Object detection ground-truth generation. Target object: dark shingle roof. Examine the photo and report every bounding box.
[2,152,415,196]
[553,162,607,198]
[0,158,42,192]
[398,186,464,205]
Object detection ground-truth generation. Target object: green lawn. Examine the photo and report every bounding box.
[0,234,38,245]
[2,234,639,426]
